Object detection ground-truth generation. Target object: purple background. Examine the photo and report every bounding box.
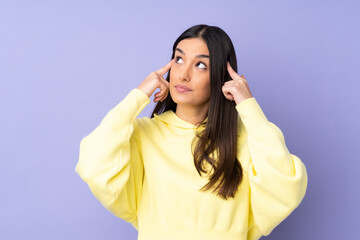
[0,1,359,239]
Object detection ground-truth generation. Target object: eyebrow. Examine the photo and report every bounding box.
[175,48,210,59]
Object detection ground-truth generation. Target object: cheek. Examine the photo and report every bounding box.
[197,77,211,97]
[169,69,177,83]
[202,76,211,91]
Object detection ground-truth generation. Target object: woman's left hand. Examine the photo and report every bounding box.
[222,61,253,105]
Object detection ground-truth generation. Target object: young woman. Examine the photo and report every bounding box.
[75,24,308,240]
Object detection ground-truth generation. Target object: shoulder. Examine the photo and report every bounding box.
[134,116,160,134]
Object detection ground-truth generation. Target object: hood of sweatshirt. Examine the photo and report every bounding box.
[153,110,208,133]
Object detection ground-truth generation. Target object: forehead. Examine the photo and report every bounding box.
[176,38,209,56]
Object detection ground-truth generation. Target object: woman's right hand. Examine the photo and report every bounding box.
[136,59,174,103]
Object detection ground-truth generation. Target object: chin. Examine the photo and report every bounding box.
[172,96,192,105]
[170,89,193,104]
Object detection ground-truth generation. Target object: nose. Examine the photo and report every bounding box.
[179,65,191,82]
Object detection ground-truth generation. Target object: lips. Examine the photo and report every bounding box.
[175,84,192,91]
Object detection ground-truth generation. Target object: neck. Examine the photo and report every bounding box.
[175,102,209,126]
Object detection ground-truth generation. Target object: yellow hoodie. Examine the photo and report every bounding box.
[75,88,308,240]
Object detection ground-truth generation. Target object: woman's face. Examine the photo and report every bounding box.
[169,38,210,107]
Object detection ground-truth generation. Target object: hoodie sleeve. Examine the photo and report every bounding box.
[235,97,308,240]
[75,88,150,230]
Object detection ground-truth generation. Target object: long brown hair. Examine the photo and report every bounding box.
[150,24,243,200]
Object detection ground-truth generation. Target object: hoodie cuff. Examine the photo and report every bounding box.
[235,97,268,124]
[105,88,151,124]
[131,87,150,99]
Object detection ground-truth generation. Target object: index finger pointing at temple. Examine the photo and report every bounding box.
[155,59,174,76]
[227,62,240,80]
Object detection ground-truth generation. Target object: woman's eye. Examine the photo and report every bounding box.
[175,56,183,64]
[175,56,207,69]
[197,62,207,69]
